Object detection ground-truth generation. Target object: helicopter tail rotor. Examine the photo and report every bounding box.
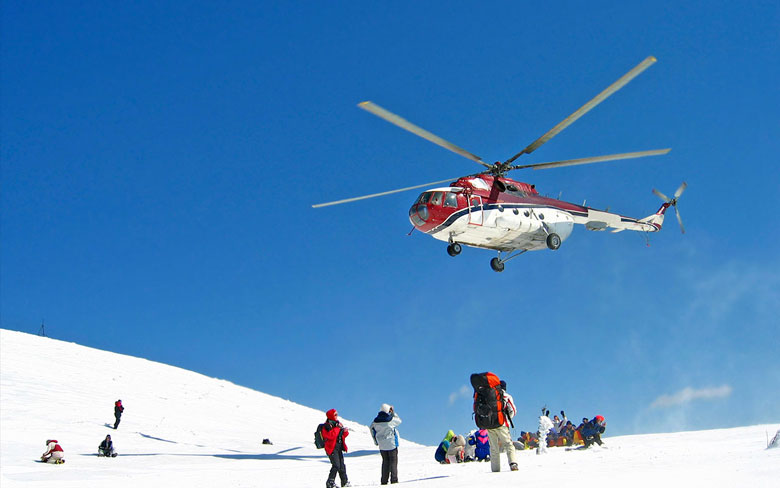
[652,182,687,234]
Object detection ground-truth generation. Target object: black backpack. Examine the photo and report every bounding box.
[314,423,326,449]
[471,372,505,430]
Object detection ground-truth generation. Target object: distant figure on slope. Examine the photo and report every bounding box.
[370,403,402,485]
[434,430,454,463]
[41,439,65,464]
[113,399,124,429]
[537,408,554,455]
[98,434,117,457]
[322,408,350,488]
[581,415,607,448]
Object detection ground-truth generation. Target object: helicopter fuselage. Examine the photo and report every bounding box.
[409,175,662,253]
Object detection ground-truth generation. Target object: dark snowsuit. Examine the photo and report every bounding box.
[581,418,605,447]
[114,401,124,429]
[98,437,115,457]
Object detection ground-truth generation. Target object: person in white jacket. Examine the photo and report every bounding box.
[370,404,402,485]
[486,380,518,472]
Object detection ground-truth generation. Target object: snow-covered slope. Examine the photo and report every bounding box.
[1,329,778,487]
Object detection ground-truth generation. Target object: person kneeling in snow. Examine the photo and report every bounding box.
[41,439,65,464]
[98,434,117,457]
[581,415,607,448]
[446,434,466,464]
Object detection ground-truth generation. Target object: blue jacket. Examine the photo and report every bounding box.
[370,411,402,451]
[581,418,606,438]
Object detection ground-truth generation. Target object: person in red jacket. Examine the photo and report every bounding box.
[41,439,65,464]
[113,400,124,429]
[321,408,350,488]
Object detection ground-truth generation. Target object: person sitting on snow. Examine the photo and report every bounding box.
[98,434,117,457]
[464,430,477,462]
[559,420,576,445]
[41,439,65,464]
[474,428,490,461]
[434,430,454,463]
[446,434,466,463]
[581,415,607,447]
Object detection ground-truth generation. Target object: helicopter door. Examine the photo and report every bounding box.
[468,196,483,225]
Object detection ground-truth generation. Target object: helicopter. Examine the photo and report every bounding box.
[313,56,686,272]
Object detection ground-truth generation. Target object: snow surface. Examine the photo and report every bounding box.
[1,329,778,487]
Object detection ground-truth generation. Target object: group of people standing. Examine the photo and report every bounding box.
[320,404,402,488]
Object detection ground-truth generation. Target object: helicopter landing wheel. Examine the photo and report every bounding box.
[447,243,462,257]
[490,257,505,272]
[546,233,561,250]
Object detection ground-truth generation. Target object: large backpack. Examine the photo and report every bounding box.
[470,372,505,430]
[314,423,326,449]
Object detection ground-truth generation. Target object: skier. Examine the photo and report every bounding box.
[369,404,402,485]
[41,439,65,464]
[536,408,554,454]
[113,399,124,429]
[321,408,350,488]
[98,434,117,457]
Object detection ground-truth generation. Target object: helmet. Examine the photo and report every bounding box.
[595,415,605,423]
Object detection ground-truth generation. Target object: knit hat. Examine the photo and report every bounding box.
[326,409,338,420]
[380,403,392,414]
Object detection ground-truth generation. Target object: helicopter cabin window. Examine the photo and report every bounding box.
[443,192,458,207]
[430,192,444,206]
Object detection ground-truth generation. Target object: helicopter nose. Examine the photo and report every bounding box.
[409,204,429,227]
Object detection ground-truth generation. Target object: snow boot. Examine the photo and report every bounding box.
[510,463,519,471]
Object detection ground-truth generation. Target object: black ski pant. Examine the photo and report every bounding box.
[327,449,348,487]
[113,415,121,429]
[583,433,602,447]
[380,448,398,484]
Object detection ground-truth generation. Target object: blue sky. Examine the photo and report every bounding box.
[2,1,778,444]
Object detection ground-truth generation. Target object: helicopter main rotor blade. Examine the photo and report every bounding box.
[312,177,460,208]
[511,148,670,171]
[504,56,658,164]
[358,101,491,169]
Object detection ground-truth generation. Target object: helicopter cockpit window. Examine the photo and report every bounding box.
[443,192,458,207]
[430,192,444,206]
[416,192,432,204]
